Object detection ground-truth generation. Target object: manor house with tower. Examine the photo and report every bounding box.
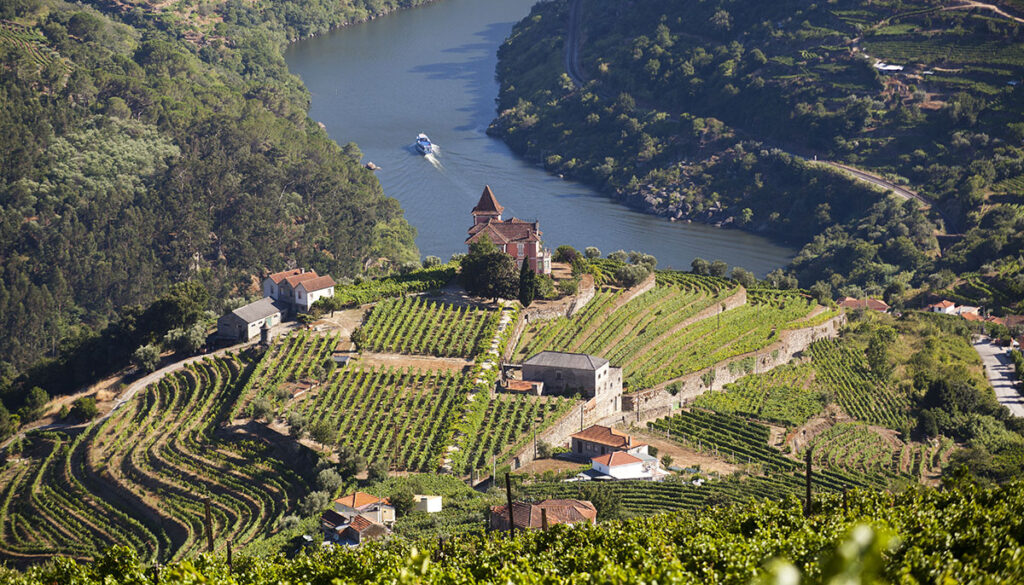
[466,186,551,275]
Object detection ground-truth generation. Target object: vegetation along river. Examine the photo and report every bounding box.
[284,0,794,274]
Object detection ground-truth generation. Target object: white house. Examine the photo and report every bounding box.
[926,300,957,314]
[216,298,286,342]
[294,275,336,312]
[413,495,442,514]
[263,268,304,300]
[591,452,652,480]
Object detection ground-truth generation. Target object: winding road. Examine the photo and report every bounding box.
[973,336,1024,417]
[562,0,959,233]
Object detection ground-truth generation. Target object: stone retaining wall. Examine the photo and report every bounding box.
[621,313,847,426]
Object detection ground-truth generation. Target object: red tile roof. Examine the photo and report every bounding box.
[962,312,984,322]
[296,275,336,292]
[571,425,632,449]
[267,268,303,284]
[335,492,389,510]
[490,499,597,530]
[346,515,377,534]
[472,185,504,216]
[927,300,956,309]
[592,451,642,467]
[466,219,541,245]
[837,297,890,312]
[284,271,320,288]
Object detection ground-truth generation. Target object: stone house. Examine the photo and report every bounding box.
[466,186,551,274]
[569,425,648,461]
[216,297,287,342]
[522,351,622,418]
[263,268,337,313]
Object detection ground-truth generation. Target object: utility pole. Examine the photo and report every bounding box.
[804,447,814,518]
[204,499,215,553]
[504,473,516,535]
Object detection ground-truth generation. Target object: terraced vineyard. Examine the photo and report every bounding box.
[360,297,499,358]
[295,367,473,471]
[0,21,69,74]
[693,363,825,428]
[802,422,953,481]
[808,339,911,429]
[515,272,832,390]
[521,475,816,515]
[0,354,307,565]
[649,409,891,491]
[462,394,575,475]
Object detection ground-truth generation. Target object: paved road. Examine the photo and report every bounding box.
[973,336,1024,417]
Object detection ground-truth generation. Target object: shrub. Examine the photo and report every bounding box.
[553,245,579,262]
[584,246,601,259]
[367,460,389,483]
[70,397,99,421]
[299,491,332,516]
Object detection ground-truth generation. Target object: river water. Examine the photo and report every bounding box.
[284,0,794,274]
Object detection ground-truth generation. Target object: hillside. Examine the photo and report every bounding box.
[490,0,1024,310]
[2,479,1023,583]
[0,0,426,408]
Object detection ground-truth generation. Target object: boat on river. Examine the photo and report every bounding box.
[415,133,433,155]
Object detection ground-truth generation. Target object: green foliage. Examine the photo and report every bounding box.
[518,260,535,308]
[460,236,519,300]
[69,396,98,421]
[360,297,497,358]
[389,488,415,518]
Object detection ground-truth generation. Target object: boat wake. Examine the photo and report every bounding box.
[424,148,443,171]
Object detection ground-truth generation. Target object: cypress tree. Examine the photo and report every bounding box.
[518,260,535,308]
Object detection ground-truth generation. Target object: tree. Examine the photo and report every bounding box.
[710,260,729,278]
[249,397,274,422]
[661,454,674,469]
[730,267,756,288]
[70,396,99,421]
[390,488,416,517]
[553,245,579,263]
[286,412,308,437]
[423,255,442,268]
[336,445,367,478]
[310,420,337,446]
[460,235,518,300]
[299,491,332,516]
[691,257,710,275]
[584,246,601,259]
[576,483,622,521]
[608,250,629,263]
[615,264,650,287]
[316,468,345,493]
[350,327,366,351]
[518,260,536,308]
[367,460,389,483]
[866,327,896,381]
[131,344,161,373]
[20,386,49,422]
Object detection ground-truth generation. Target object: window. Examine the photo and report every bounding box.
[517,243,524,256]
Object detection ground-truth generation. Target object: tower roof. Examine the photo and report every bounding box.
[472,185,504,216]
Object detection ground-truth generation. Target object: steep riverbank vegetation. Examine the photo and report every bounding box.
[0,0,436,419]
[490,0,1024,311]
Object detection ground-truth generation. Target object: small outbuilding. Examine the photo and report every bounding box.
[413,495,443,514]
[216,298,287,342]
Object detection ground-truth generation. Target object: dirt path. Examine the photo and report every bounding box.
[944,1,1024,24]
[357,352,472,373]
[973,336,1024,417]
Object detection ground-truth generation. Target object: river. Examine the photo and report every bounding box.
[284,0,794,275]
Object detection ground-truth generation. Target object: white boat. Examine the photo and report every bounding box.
[415,133,433,155]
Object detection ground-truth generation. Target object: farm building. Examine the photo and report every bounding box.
[333,492,395,526]
[569,425,648,461]
[488,499,596,531]
[522,351,622,418]
[413,495,442,514]
[216,297,287,342]
[466,186,552,275]
[590,451,663,480]
[320,510,389,545]
[837,297,890,312]
[263,268,337,313]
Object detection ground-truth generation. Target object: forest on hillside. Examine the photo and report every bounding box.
[490,0,1024,309]
[0,0,431,415]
